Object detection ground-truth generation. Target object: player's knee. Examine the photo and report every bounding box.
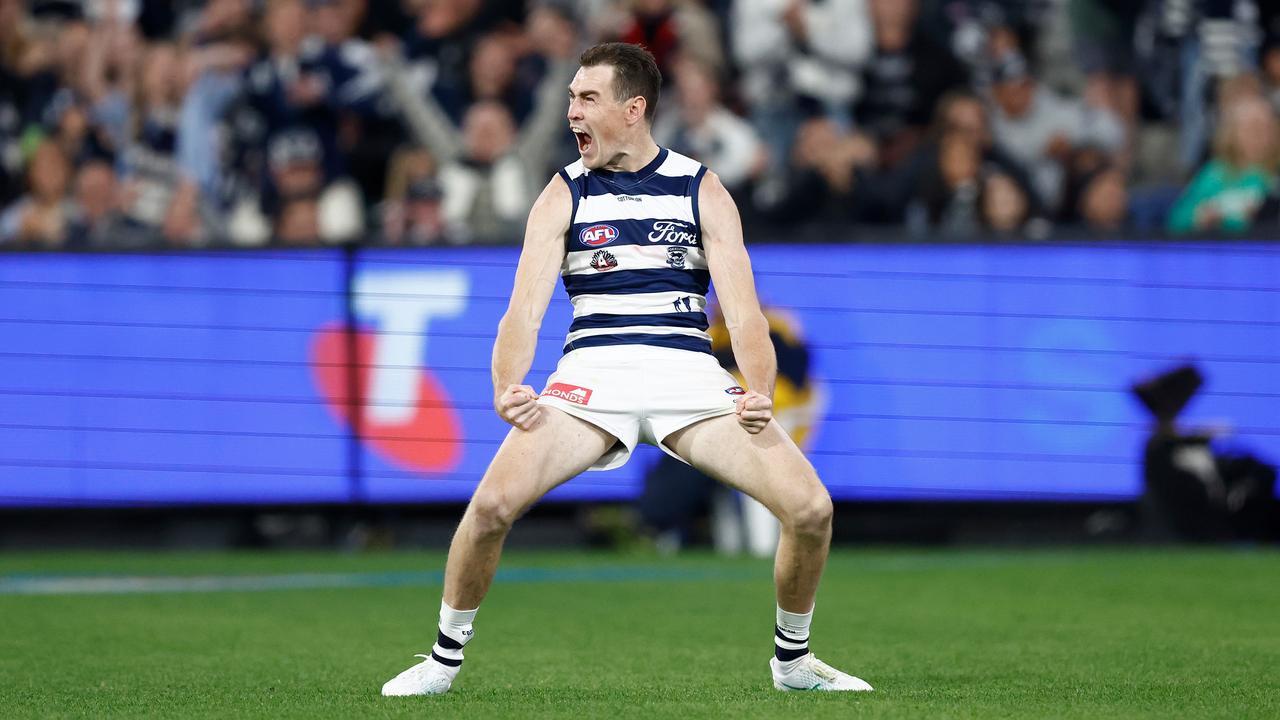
[789,489,833,539]
[469,491,519,538]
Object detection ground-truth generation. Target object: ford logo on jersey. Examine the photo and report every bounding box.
[580,224,619,247]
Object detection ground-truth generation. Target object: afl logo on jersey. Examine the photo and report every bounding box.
[580,224,619,247]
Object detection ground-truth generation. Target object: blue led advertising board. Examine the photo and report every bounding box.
[1,242,1275,506]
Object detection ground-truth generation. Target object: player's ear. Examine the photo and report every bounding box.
[626,95,647,126]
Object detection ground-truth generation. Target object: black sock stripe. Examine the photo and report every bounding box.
[775,645,808,662]
[436,630,464,650]
[431,651,462,667]
[775,626,809,644]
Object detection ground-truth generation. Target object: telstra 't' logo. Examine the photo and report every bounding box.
[311,270,468,473]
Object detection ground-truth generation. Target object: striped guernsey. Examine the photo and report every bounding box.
[557,147,712,355]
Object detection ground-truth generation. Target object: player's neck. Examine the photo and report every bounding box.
[602,138,661,174]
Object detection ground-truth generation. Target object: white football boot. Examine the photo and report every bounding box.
[381,654,460,696]
[770,653,874,692]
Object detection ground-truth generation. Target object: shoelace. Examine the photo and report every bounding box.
[809,656,840,682]
[397,654,436,678]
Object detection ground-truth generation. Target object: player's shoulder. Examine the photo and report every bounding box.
[694,168,740,239]
[536,172,574,211]
[655,148,704,179]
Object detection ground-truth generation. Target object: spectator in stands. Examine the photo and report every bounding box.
[399,0,494,114]
[854,0,968,169]
[0,0,24,207]
[868,90,1041,226]
[988,51,1124,214]
[243,0,380,185]
[1067,0,1143,128]
[524,4,582,178]
[1071,164,1130,233]
[439,101,527,242]
[731,0,872,172]
[219,0,385,244]
[980,171,1031,236]
[66,159,127,247]
[1,0,1279,249]
[308,0,397,206]
[614,0,724,80]
[1168,94,1279,234]
[311,0,370,49]
[172,0,256,238]
[0,140,73,247]
[387,16,576,243]
[233,127,364,244]
[11,14,91,140]
[379,145,447,244]
[904,124,1036,238]
[432,31,535,126]
[52,91,121,168]
[396,176,447,244]
[654,56,767,194]
[1263,39,1280,116]
[161,179,206,245]
[1141,1,1263,175]
[908,129,982,234]
[80,10,143,158]
[1057,143,1132,234]
[766,116,878,224]
[112,42,183,246]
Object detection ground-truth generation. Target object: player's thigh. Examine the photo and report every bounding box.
[472,406,618,514]
[663,415,828,524]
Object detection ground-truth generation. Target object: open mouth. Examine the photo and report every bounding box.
[573,129,593,155]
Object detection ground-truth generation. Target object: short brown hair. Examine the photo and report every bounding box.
[579,42,662,123]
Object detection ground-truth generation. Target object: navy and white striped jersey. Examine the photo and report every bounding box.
[557,147,712,355]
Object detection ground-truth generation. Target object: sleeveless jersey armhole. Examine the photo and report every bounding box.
[689,165,709,230]
[557,169,580,223]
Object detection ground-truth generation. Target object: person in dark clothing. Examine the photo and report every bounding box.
[763,116,879,226]
[238,0,382,224]
[855,0,968,169]
[861,89,1043,227]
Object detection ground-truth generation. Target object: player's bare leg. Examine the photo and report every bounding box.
[665,416,831,612]
[444,408,617,608]
[382,407,617,696]
[664,415,873,691]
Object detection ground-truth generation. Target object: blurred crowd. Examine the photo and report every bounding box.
[1,0,1279,249]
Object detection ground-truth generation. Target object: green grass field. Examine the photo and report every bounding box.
[2,548,1277,719]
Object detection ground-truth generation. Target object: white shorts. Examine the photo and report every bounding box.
[536,345,744,470]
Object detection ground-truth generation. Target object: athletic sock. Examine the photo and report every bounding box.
[432,600,478,669]
[774,605,813,668]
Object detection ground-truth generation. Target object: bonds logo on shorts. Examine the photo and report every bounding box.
[666,247,688,269]
[580,224,619,247]
[590,249,618,271]
[544,382,593,405]
[725,386,746,395]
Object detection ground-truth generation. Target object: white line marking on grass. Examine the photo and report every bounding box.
[0,552,1108,596]
[0,566,747,596]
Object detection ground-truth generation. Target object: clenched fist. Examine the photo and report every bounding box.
[734,390,772,434]
[495,384,542,430]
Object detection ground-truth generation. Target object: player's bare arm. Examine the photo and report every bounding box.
[700,170,776,434]
[491,176,571,431]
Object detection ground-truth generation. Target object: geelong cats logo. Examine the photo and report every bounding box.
[666,247,688,269]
